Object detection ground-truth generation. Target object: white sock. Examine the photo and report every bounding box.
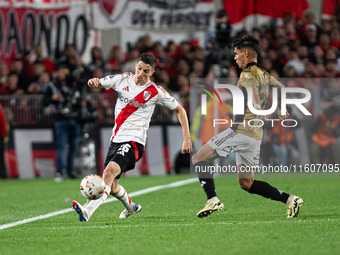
[113,185,134,212]
[86,185,111,217]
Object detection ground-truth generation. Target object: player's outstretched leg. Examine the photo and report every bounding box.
[195,162,224,218]
[241,177,303,218]
[112,184,142,218]
[72,184,111,222]
[72,200,90,222]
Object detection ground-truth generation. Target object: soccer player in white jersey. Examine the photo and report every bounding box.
[72,53,192,221]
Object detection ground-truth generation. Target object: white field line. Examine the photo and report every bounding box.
[0,178,198,231]
[14,218,338,231]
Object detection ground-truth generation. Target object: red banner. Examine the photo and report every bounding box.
[223,0,310,25]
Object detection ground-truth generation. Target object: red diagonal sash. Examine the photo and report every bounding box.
[111,85,158,141]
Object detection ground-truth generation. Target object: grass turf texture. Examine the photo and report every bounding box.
[0,175,339,255]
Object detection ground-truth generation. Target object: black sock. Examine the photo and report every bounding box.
[194,162,217,200]
[249,180,290,203]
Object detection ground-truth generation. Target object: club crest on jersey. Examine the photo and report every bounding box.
[144,91,152,100]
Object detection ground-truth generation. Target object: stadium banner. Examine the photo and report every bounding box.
[223,0,310,31]
[0,0,93,62]
[322,0,338,19]
[90,0,215,51]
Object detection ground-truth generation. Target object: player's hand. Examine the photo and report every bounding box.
[181,139,192,154]
[278,108,289,120]
[88,78,101,88]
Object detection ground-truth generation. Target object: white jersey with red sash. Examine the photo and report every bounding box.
[100,72,179,145]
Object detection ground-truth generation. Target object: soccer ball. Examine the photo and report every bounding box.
[80,174,105,200]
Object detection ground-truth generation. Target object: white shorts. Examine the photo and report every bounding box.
[207,128,261,168]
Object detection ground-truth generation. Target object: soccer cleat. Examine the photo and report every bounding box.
[197,197,224,218]
[286,195,303,218]
[119,203,142,218]
[72,200,90,222]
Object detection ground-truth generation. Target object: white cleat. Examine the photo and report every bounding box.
[197,197,224,218]
[286,195,303,218]
[72,200,90,222]
[119,203,142,218]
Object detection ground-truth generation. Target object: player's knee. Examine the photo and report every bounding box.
[238,178,253,191]
[103,162,121,179]
[191,153,199,165]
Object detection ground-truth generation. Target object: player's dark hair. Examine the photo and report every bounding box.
[232,35,259,55]
[138,53,157,69]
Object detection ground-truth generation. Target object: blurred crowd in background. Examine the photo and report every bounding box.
[0,8,339,169]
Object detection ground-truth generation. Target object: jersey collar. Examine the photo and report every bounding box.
[244,62,260,71]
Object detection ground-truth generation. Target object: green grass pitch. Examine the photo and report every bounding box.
[0,175,339,255]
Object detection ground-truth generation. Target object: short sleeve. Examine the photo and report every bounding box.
[239,70,258,89]
[268,75,277,87]
[100,74,122,90]
[156,86,179,110]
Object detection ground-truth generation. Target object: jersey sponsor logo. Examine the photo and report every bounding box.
[119,96,147,109]
[117,144,131,156]
[143,91,151,100]
[111,86,158,142]
[122,86,129,91]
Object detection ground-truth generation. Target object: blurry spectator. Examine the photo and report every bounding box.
[123,48,140,73]
[0,62,8,84]
[176,41,191,60]
[27,61,46,89]
[325,59,340,77]
[38,71,53,92]
[27,82,42,95]
[325,47,340,71]
[191,46,204,61]
[321,18,333,34]
[28,44,55,74]
[284,49,305,76]
[298,9,320,37]
[259,37,270,57]
[319,33,332,52]
[87,46,106,74]
[330,27,340,49]
[190,59,204,78]
[176,58,190,76]
[107,45,125,73]
[310,45,325,64]
[166,40,177,58]
[2,72,25,95]
[301,24,318,48]
[297,45,309,62]
[311,103,340,164]
[251,28,261,40]
[176,74,190,92]
[42,65,82,181]
[153,41,167,68]
[141,34,153,53]
[56,43,77,67]
[0,103,7,178]
[314,63,326,77]
[267,49,284,75]
[10,58,27,87]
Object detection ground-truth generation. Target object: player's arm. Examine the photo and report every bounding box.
[173,104,193,154]
[274,80,289,120]
[88,75,122,90]
[251,85,261,110]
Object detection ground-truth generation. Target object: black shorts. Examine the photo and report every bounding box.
[104,141,144,179]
